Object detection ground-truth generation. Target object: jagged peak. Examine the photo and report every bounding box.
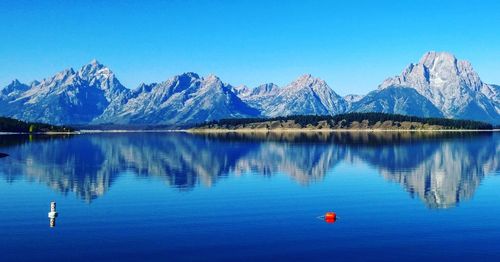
[135,82,157,94]
[89,58,100,65]
[81,61,104,70]
[178,72,200,79]
[289,74,328,89]
[297,73,313,81]
[9,79,22,86]
[202,75,226,90]
[3,79,21,89]
[256,83,278,89]
[419,51,457,66]
[204,74,221,82]
[150,72,201,94]
[1,79,29,95]
[236,84,249,90]
[254,83,279,92]
[54,68,76,79]
[231,85,251,96]
[166,72,200,86]
[77,59,112,79]
[241,83,279,97]
[299,74,325,83]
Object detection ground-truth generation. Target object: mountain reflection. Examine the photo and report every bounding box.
[0,132,498,208]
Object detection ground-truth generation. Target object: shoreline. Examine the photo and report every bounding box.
[187,128,500,133]
[0,129,498,135]
[0,131,77,135]
[0,130,185,135]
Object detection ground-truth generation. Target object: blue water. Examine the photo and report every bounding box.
[0,132,499,261]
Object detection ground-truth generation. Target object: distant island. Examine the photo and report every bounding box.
[0,116,73,133]
[191,113,494,132]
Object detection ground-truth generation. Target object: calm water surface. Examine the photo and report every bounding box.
[0,132,499,261]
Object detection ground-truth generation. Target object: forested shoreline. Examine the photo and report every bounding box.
[194,113,494,131]
[0,117,73,133]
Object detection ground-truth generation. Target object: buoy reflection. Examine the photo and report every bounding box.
[48,201,58,228]
[324,217,336,224]
[49,217,56,227]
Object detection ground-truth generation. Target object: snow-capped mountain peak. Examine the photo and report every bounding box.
[289,74,328,91]
[381,51,483,91]
[1,79,30,98]
[10,79,22,86]
[419,51,456,68]
[173,72,200,81]
[78,60,113,80]
[379,51,499,123]
[204,74,219,82]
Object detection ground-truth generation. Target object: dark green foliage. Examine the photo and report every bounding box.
[199,113,493,130]
[0,117,74,132]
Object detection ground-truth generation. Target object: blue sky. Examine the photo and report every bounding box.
[1,0,499,95]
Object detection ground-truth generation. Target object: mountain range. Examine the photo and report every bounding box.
[1,52,499,126]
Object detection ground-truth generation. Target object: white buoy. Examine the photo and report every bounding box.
[48,201,58,217]
[48,201,58,227]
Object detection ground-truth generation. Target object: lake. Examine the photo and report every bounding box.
[0,131,499,261]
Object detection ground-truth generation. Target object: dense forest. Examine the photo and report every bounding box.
[0,117,74,133]
[195,113,494,130]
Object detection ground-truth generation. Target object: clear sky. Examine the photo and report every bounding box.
[1,0,499,95]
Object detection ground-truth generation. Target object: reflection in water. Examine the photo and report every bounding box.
[48,202,58,228]
[0,132,498,208]
[49,217,56,228]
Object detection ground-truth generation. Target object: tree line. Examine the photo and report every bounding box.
[200,113,494,130]
[0,117,73,133]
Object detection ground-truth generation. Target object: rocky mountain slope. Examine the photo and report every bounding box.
[352,87,443,118]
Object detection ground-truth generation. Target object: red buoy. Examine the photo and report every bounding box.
[324,212,337,223]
